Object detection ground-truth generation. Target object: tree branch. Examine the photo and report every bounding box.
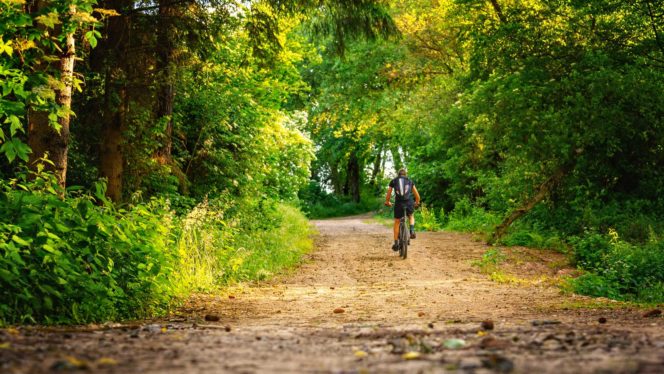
[645,0,664,57]
[488,0,506,23]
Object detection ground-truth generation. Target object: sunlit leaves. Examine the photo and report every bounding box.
[0,38,12,56]
[35,12,61,29]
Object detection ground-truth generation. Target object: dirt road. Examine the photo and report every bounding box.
[2,216,663,373]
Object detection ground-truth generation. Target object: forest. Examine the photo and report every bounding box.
[1,0,663,326]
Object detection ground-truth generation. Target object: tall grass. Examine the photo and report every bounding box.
[228,204,314,282]
[0,173,315,325]
[171,200,229,294]
[172,200,314,292]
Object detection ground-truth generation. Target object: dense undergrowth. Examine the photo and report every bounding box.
[0,173,313,326]
[299,182,382,219]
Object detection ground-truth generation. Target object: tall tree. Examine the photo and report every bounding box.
[153,0,182,163]
[27,2,80,188]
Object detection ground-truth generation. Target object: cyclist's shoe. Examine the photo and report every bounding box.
[392,243,399,251]
[410,231,416,239]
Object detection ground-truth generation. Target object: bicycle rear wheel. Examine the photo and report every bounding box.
[399,219,408,259]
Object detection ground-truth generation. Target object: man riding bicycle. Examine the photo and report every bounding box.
[384,169,421,251]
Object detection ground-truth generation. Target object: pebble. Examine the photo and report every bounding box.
[532,320,561,326]
[643,309,662,318]
[459,357,482,370]
[482,354,515,373]
[481,320,494,330]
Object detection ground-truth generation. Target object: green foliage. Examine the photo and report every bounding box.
[299,181,382,218]
[567,230,664,302]
[471,248,506,274]
[171,197,314,290]
[417,204,441,232]
[0,173,178,325]
[0,0,101,166]
[161,14,315,201]
[223,202,314,283]
[445,198,500,234]
[0,172,315,325]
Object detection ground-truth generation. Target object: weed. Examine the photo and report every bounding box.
[472,248,506,274]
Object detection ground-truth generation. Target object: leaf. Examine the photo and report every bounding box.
[64,356,88,369]
[0,138,31,162]
[71,12,98,24]
[402,351,420,360]
[443,338,466,349]
[5,328,19,336]
[354,350,368,358]
[0,141,16,162]
[84,31,97,48]
[0,39,13,56]
[0,269,17,282]
[8,115,22,136]
[96,357,118,366]
[94,8,121,18]
[11,235,30,247]
[35,12,61,29]
[42,244,58,253]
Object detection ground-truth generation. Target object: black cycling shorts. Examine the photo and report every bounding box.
[394,201,414,219]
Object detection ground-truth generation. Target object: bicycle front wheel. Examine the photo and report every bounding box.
[399,219,408,259]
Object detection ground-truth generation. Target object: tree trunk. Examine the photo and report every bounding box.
[330,163,343,195]
[28,6,76,190]
[100,80,127,202]
[369,144,383,187]
[488,165,569,244]
[390,146,402,173]
[96,0,129,202]
[347,153,361,203]
[153,0,178,163]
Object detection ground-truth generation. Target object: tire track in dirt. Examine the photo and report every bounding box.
[2,215,663,373]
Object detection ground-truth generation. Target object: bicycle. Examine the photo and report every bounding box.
[385,202,419,260]
[397,202,409,259]
[385,201,412,259]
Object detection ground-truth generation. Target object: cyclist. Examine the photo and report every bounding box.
[384,168,421,251]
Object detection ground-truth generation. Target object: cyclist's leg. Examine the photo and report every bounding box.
[394,202,406,239]
[407,202,416,238]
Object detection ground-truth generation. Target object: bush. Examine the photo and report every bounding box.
[299,181,382,218]
[500,223,569,253]
[568,230,664,302]
[445,198,500,234]
[0,175,179,325]
[418,204,442,231]
[0,173,315,325]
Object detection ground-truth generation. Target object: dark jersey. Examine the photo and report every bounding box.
[389,177,415,202]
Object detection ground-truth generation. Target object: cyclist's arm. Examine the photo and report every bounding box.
[413,185,421,205]
[385,187,393,205]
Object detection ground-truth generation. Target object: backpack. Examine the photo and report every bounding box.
[394,177,413,202]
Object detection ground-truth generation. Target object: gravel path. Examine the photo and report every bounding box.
[2,216,663,373]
